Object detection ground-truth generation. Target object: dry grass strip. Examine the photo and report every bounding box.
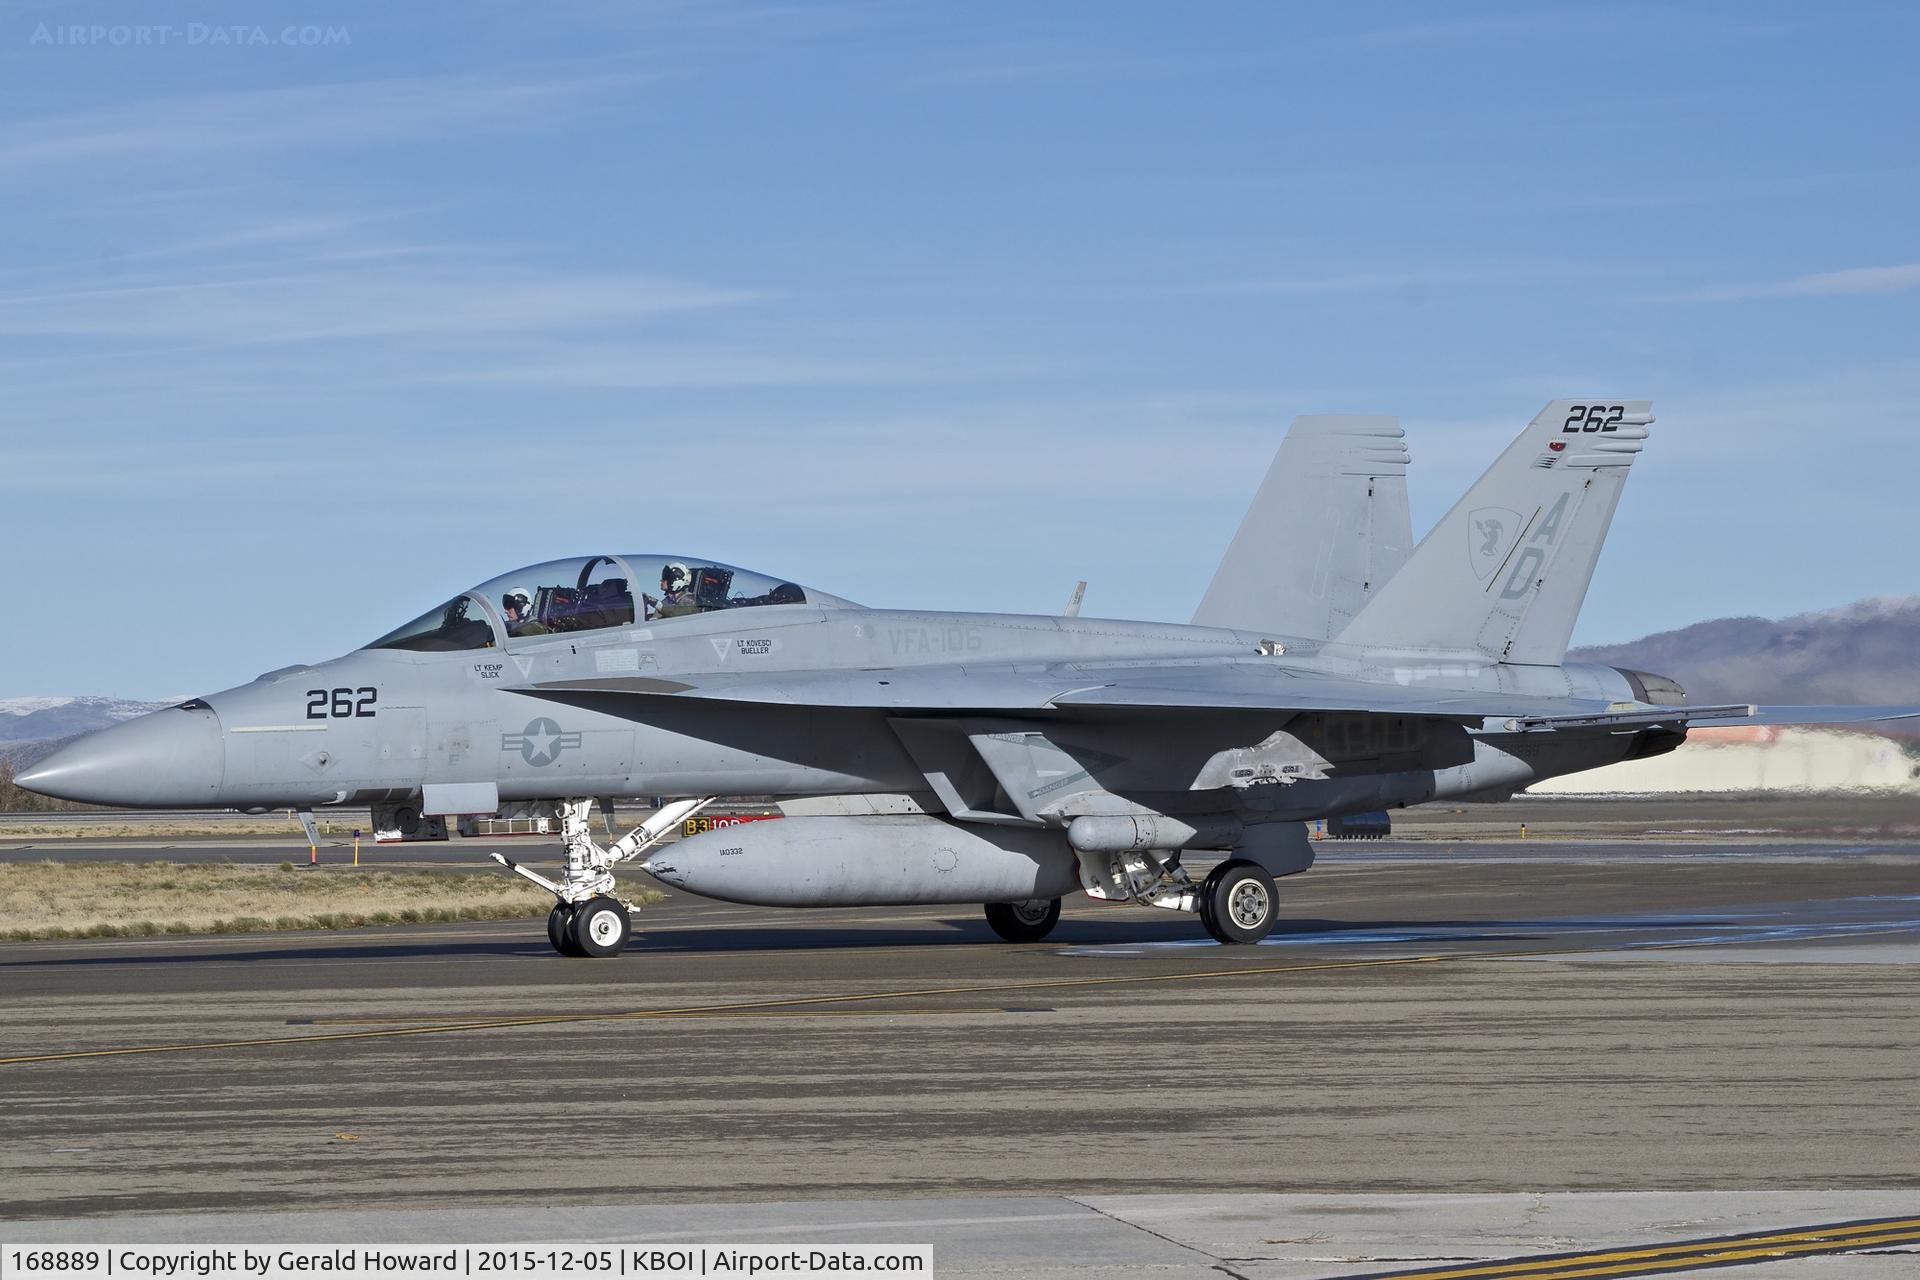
[0,861,661,941]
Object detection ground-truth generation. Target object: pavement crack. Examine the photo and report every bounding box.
[1061,1195,1224,1266]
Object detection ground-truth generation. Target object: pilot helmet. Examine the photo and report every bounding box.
[502,589,531,617]
[661,563,691,593]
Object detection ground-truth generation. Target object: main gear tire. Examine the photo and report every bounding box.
[1197,862,1229,939]
[1202,860,1277,945]
[984,897,1062,943]
[568,896,631,957]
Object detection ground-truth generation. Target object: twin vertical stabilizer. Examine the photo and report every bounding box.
[1332,400,1652,664]
[1193,416,1413,641]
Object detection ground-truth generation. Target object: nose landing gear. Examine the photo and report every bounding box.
[495,796,714,957]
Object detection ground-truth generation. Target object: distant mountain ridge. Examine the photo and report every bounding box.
[1571,596,1920,707]
[0,696,173,748]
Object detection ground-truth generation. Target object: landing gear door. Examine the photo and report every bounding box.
[372,804,447,843]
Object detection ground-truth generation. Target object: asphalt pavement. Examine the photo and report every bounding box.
[2,838,1918,1242]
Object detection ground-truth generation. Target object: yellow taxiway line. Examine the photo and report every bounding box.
[1354,1215,1920,1279]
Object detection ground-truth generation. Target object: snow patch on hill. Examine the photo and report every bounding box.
[0,696,175,745]
[0,696,87,716]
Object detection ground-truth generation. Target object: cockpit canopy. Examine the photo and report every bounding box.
[367,554,852,652]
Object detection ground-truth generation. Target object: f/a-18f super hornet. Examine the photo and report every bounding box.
[22,401,1916,956]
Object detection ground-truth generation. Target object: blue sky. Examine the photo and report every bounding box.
[1,2,1915,698]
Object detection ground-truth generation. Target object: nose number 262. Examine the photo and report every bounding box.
[305,687,378,719]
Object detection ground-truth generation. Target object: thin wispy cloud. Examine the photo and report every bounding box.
[116,212,418,263]
[1197,270,1489,297]
[0,388,1299,502]
[904,53,1174,89]
[1192,261,1600,297]
[0,439,306,496]
[420,345,920,389]
[0,267,765,344]
[555,0,892,42]
[1655,263,1920,303]
[1304,9,1794,52]
[0,70,651,172]
[1304,12,1588,50]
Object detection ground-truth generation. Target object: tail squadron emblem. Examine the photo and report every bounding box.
[1468,507,1521,581]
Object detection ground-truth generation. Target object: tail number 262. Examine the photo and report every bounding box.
[1563,404,1625,433]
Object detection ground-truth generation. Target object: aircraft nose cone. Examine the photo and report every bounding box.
[13,704,224,807]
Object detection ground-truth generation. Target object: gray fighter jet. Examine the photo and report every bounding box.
[21,401,1915,956]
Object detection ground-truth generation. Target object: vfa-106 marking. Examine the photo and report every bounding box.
[21,403,1918,957]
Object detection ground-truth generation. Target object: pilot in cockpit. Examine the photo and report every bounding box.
[502,589,548,637]
[651,562,698,619]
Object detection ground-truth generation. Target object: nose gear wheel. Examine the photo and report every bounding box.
[547,903,583,956]
[570,896,631,957]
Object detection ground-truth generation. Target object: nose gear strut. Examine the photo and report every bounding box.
[491,796,714,957]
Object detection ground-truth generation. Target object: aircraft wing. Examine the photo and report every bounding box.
[526,663,1919,728]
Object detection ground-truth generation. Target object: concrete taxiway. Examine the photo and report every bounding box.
[2,836,1917,1275]
[7,1193,1920,1278]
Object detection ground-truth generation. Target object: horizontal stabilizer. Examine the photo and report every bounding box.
[1721,705,1920,728]
[1507,703,1920,732]
[1505,704,1754,732]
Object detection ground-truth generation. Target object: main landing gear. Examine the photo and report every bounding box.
[494,796,714,958]
[1197,860,1277,945]
[984,897,1062,942]
[985,866,1278,946]
[1073,844,1281,945]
